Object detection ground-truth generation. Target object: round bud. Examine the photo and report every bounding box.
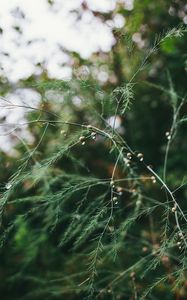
[136,200,141,206]
[116,186,123,193]
[6,182,12,190]
[79,136,86,145]
[130,272,136,279]
[165,132,171,140]
[161,256,169,263]
[151,176,156,183]
[127,152,132,159]
[79,136,85,142]
[137,153,144,161]
[131,189,136,194]
[178,232,183,238]
[142,246,148,253]
[87,124,92,130]
[91,132,96,140]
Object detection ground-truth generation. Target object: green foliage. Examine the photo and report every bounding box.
[1,3,187,300]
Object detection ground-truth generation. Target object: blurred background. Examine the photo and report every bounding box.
[0,0,187,154]
[0,0,187,299]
